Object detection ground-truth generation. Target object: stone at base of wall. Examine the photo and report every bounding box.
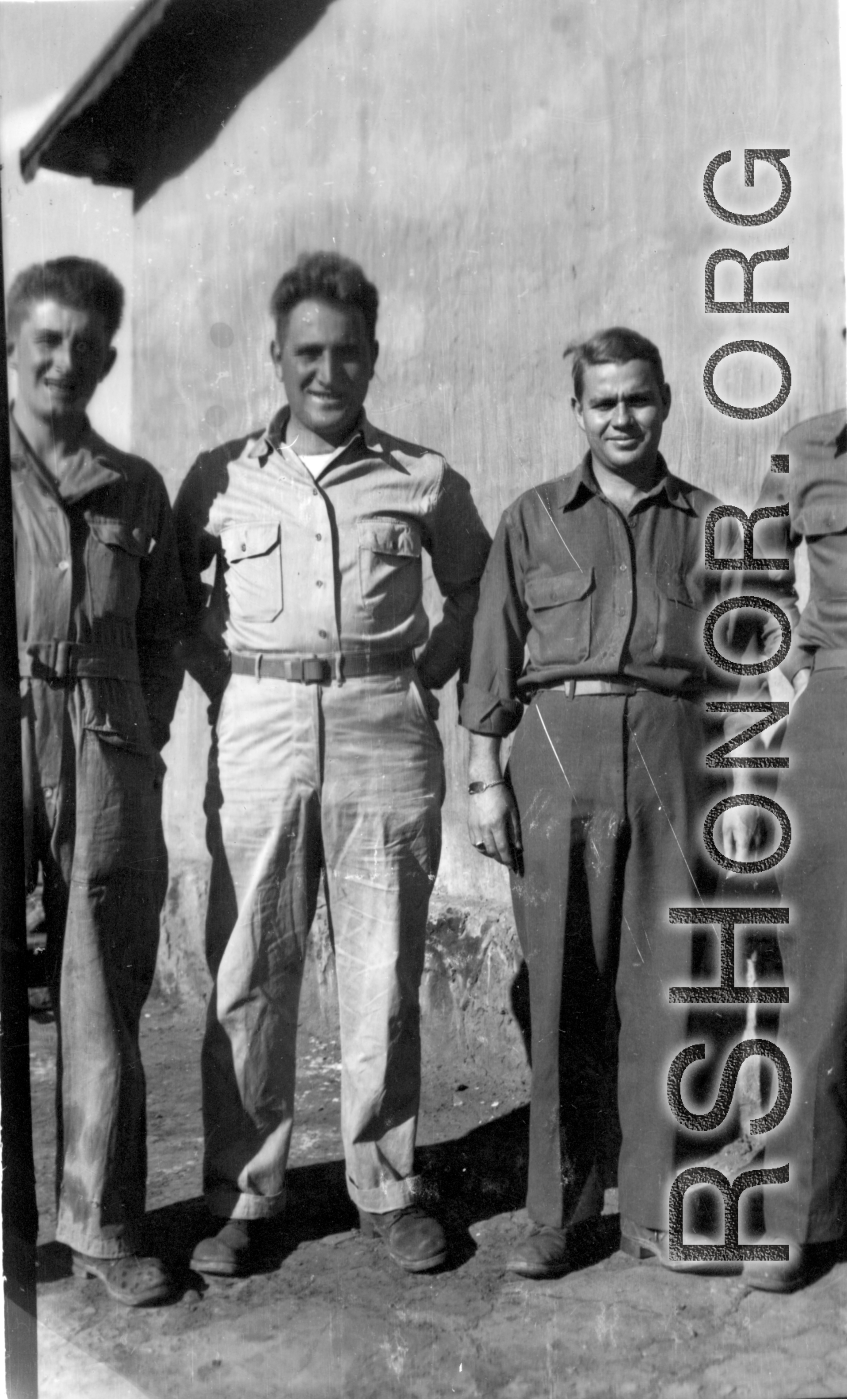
[154,862,530,1083]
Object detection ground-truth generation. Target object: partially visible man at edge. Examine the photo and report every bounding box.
[174,251,490,1278]
[8,258,185,1305]
[462,327,736,1279]
[721,408,847,1293]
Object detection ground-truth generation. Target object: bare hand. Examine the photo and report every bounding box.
[719,805,769,863]
[468,784,523,870]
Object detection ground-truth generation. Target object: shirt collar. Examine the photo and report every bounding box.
[10,411,122,503]
[555,452,694,513]
[247,407,370,464]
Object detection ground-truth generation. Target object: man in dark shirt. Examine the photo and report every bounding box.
[462,327,729,1278]
[8,258,184,1304]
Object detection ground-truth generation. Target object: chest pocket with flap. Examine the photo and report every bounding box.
[524,567,593,667]
[357,517,422,625]
[653,574,701,668]
[221,522,283,623]
[86,517,149,620]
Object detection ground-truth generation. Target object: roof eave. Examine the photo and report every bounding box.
[19,0,171,186]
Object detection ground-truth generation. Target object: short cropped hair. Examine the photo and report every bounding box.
[270,252,379,344]
[564,327,666,400]
[6,257,125,343]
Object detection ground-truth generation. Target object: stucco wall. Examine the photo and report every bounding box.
[127,0,845,914]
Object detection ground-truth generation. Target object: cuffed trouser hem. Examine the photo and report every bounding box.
[205,1187,287,1221]
[347,1173,421,1214]
[762,1226,844,1247]
[57,1225,140,1260]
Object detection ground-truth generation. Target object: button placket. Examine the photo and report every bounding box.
[607,508,634,634]
[308,487,334,646]
[53,507,74,645]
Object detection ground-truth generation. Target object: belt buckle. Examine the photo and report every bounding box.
[302,657,329,684]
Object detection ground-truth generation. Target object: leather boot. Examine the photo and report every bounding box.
[191,1219,268,1277]
[505,1225,570,1279]
[358,1204,447,1272]
[743,1242,836,1293]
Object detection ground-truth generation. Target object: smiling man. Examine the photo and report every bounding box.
[174,251,490,1277]
[462,327,731,1278]
[8,258,185,1305]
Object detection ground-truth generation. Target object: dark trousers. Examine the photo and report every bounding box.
[509,688,720,1231]
[764,666,847,1243]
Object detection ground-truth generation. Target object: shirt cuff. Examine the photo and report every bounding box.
[459,684,523,736]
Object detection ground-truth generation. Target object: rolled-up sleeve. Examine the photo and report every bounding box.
[136,477,186,751]
[416,465,491,693]
[459,507,528,736]
[725,467,807,683]
[719,467,805,764]
[173,457,231,706]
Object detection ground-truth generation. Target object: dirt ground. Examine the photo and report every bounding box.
[27,991,847,1399]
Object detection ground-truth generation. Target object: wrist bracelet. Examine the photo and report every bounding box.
[468,779,506,795]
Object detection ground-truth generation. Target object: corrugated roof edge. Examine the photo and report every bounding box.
[19,0,173,184]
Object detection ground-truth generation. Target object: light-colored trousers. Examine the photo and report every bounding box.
[202,668,443,1219]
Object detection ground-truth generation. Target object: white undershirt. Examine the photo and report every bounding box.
[293,434,356,479]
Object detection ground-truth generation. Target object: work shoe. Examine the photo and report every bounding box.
[742,1242,836,1293]
[620,1217,742,1276]
[190,1219,268,1277]
[505,1225,570,1279]
[71,1251,174,1306]
[358,1204,448,1272]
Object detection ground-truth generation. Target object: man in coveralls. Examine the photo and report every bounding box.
[463,327,731,1278]
[175,252,490,1277]
[8,259,185,1305]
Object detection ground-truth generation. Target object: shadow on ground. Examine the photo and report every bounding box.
[37,1105,619,1295]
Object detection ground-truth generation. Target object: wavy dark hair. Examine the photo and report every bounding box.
[6,257,124,342]
[564,326,665,399]
[270,251,379,344]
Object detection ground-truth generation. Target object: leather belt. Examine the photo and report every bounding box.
[542,678,639,698]
[18,641,140,684]
[229,649,415,684]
